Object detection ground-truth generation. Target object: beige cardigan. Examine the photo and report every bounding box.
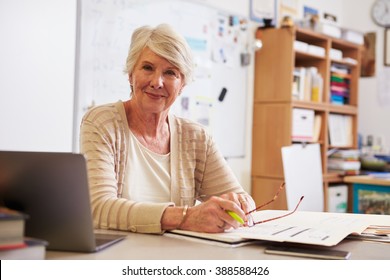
[80,101,246,234]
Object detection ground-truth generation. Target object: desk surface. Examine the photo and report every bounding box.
[46,231,390,260]
[344,175,390,186]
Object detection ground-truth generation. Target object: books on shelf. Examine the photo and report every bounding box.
[292,67,323,102]
[330,63,351,105]
[0,207,26,249]
[328,158,361,170]
[328,148,361,175]
[329,149,360,160]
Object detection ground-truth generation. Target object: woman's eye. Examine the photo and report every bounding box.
[142,65,153,71]
[165,70,178,76]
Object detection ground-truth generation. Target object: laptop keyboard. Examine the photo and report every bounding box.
[95,233,127,247]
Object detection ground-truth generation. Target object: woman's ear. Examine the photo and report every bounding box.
[128,73,132,85]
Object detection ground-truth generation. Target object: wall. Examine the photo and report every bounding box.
[0,0,77,152]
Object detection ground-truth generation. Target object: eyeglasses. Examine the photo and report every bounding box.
[245,182,304,227]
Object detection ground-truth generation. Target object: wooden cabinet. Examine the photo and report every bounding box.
[251,27,362,211]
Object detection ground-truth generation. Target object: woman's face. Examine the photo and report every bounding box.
[129,47,184,114]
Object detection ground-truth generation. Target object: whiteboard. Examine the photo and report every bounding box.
[74,0,250,157]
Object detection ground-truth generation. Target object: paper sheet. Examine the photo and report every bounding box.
[235,210,390,246]
[281,144,324,211]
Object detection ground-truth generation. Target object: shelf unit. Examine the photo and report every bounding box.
[251,27,362,211]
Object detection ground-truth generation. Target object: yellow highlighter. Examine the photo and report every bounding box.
[226,210,244,225]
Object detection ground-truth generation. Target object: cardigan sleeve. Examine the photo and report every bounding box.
[80,103,173,234]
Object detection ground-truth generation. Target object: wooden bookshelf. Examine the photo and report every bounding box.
[251,27,362,211]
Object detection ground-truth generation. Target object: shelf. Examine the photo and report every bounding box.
[252,27,361,212]
[328,104,357,115]
[295,51,327,61]
[293,100,327,111]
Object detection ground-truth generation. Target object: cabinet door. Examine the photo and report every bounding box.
[252,103,292,177]
[252,177,287,210]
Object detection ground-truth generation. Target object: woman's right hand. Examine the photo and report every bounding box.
[178,196,246,233]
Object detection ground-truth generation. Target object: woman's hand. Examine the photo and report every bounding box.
[178,195,250,233]
[220,192,256,215]
[162,193,256,233]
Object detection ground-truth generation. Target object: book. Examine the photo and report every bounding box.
[329,149,360,160]
[0,207,26,249]
[0,237,48,260]
[166,229,250,247]
[328,158,361,170]
[312,114,322,142]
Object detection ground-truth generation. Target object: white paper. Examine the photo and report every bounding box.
[281,144,324,212]
[236,210,390,246]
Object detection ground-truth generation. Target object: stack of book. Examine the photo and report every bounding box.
[330,63,350,105]
[0,207,47,260]
[328,149,361,175]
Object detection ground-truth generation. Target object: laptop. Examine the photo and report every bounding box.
[0,150,126,252]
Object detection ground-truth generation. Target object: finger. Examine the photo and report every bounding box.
[220,209,243,229]
[238,194,256,213]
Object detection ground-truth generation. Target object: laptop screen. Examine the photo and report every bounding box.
[0,151,99,252]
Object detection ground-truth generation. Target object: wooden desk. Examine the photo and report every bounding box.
[344,175,390,214]
[45,231,390,260]
[344,175,390,186]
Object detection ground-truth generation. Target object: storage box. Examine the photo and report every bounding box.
[292,108,314,142]
[330,48,343,60]
[328,185,348,213]
[353,184,390,214]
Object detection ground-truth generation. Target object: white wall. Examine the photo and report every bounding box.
[0,0,76,152]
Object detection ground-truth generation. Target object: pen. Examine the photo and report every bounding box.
[226,210,244,225]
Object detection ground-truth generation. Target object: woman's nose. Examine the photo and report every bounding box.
[150,72,163,89]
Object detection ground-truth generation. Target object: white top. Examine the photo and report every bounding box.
[123,130,171,203]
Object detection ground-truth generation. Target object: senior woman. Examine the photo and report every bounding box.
[80,24,255,234]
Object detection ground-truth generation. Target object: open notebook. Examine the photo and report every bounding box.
[168,210,390,247]
[0,151,127,252]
